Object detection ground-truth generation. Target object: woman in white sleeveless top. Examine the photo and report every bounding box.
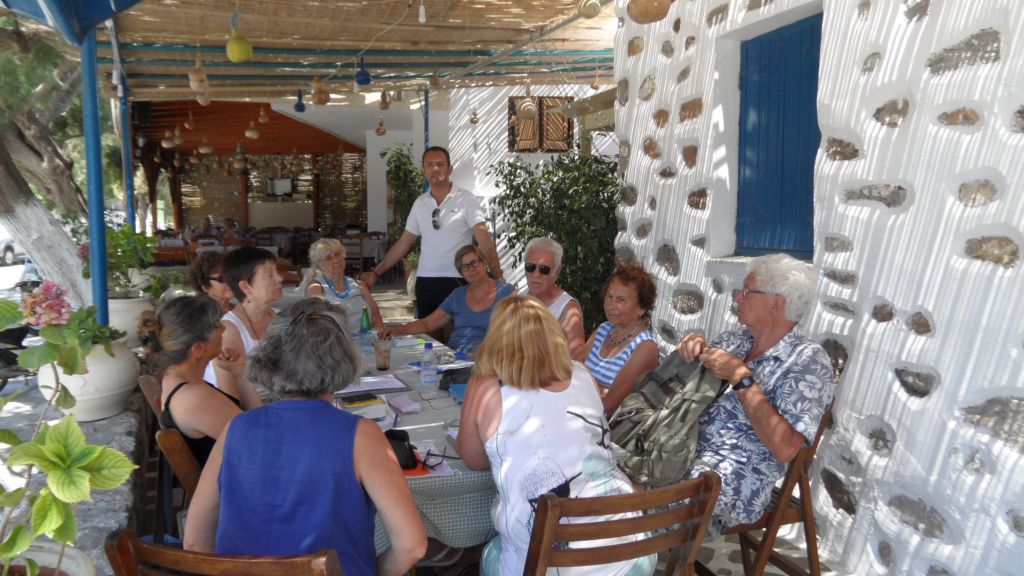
[300,238,383,334]
[457,295,654,576]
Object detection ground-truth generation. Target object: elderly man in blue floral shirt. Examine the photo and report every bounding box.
[678,254,835,539]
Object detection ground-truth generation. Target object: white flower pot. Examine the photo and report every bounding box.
[108,296,154,347]
[38,342,140,422]
[13,541,95,575]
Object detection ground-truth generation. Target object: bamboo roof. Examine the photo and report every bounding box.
[99,0,616,102]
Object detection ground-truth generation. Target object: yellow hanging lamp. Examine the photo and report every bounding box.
[225,10,253,63]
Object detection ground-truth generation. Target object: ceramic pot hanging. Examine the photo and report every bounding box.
[379,91,391,110]
[312,77,330,105]
[245,121,261,139]
[198,137,214,155]
[225,11,253,63]
[258,105,270,124]
[375,116,387,136]
[470,109,480,125]
[578,0,602,18]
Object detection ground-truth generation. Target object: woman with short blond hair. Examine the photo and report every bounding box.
[457,295,654,576]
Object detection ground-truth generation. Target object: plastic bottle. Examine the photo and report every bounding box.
[420,342,439,397]
[358,306,373,356]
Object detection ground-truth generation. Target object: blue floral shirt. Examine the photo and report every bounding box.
[692,327,834,538]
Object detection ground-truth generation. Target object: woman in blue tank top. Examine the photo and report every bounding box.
[183,298,427,575]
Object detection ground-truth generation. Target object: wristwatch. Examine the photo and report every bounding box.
[733,375,756,391]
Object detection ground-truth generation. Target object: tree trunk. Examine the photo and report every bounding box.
[0,139,90,306]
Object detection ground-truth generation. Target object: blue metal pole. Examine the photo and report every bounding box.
[119,78,136,233]
[81,29,109,322]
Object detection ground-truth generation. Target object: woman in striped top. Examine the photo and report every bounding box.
[581,263,660,417]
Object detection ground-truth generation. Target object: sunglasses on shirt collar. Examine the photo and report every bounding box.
[525,262,553,275]
[431,208,441,230]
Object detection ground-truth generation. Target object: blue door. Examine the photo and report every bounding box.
[736,13,822,258]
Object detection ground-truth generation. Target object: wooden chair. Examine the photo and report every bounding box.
[156,429,201,507]
[695,405,834,576]
[137,374,162,416]
[105,529,343,576]
[524,471,721,576]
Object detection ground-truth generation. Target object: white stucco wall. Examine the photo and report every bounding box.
[614,0,1024,574]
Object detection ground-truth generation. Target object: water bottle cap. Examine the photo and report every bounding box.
[424,342,433,350]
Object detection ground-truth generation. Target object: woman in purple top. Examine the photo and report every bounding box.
[184,298,426,575]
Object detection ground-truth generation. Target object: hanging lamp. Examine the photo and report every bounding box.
[225,10,253,63]
[232,141,248,171]
[184,110,196,131]
[198,137,214,155]
[375,116,387,136]
[188,57,208,93]
[429,69,442,88]
[244,120,261,139]
[196,92,211,106]
[258,105,270,124]
[419,0,427,23]
[355,56,372,86]
[379,91,391,110]
[294,89,306,113]
[160,130,175,149]
[173,125,185,146]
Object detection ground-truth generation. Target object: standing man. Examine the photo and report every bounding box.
[362,146,502,321]
[519,237,586,359]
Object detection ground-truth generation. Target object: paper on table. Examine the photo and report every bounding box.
[413,439,455,477]
[391,335,424,348]
[407,359,475,372]
[336,375,409,397]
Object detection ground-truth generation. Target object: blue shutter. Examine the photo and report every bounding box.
[736,13,822,258]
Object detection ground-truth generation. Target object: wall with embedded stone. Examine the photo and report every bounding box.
[614,0,1024,574]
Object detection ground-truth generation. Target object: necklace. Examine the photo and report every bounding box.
[606,321,644,347]
[237,303,267,341]
[322,275,352,299]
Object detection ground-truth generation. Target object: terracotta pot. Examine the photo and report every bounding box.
[38,342,141,422]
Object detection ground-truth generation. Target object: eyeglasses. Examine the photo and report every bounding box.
[525,262,552,275]
[733,288,776,298]
[459,259,483,272]
[431,208,441,230]
[423,447,462,470]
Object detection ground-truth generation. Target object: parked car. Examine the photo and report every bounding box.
[0,225,26,267]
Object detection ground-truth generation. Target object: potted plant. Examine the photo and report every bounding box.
[381,144,424,241]
[490,148,619,334]
[0,294,137,575]
[76,225,157,347]
[14,281,140,422]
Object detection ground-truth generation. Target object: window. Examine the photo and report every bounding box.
[735,13,822,258]
[507,96,575,153]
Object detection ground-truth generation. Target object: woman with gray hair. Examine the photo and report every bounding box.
[676,253,834,539]
[184,298,427,575]
[301,238,383,333]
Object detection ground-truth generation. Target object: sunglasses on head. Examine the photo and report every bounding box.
[525,262,552,275]
[431,208,441,230]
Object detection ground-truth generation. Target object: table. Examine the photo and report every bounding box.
[365,339,497,552]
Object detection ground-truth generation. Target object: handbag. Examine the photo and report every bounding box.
[384,428,419,469]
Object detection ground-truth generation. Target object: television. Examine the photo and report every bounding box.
[267,178,292,197]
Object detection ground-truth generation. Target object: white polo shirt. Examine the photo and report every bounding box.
[406,186,485,277]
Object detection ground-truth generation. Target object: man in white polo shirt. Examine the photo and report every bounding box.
[362,146,502,320]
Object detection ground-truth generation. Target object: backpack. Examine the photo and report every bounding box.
[609,353,728,488]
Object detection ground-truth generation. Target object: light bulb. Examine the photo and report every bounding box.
[419,0,426,23]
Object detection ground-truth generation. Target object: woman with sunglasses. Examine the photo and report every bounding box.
[519,237,586,358]
[184,298,427,575]
[301,238,384,334]
[581,262,660,418]
[381,244,514,354]
[457,295,655,576]
[190,251,233,313]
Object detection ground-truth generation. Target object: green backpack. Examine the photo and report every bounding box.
[609,353,728,488]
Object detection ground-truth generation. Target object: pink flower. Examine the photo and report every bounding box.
[21,281,73,328]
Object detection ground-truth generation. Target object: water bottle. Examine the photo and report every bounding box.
[357,306,373,357]
[420,342,439,397]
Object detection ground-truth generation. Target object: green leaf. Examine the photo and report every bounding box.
[16,343,59,372]
[20,557,40,576]
[0,300,21,327]
[44,416,87,468]
[0,525,33,560]
[46,467,91,503]
[68,444,102,469]
[51,513,77,545]
[0,487,26,508]
[0,429,23,447]
[30,489,65,537]
[81,446,138,490]
[7,442,59,473]
[38,324,73,346]
[0,388,26,411]
[55,384,76,410]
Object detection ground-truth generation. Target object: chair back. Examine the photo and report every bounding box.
[105,529,343,575]
[156,429,201,507]
[524,471,721,575]
[137,375,162,416]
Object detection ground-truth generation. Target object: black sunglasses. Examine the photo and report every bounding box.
[431,208,441,230]
[525,262,552,275]
[423,446,462,470]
